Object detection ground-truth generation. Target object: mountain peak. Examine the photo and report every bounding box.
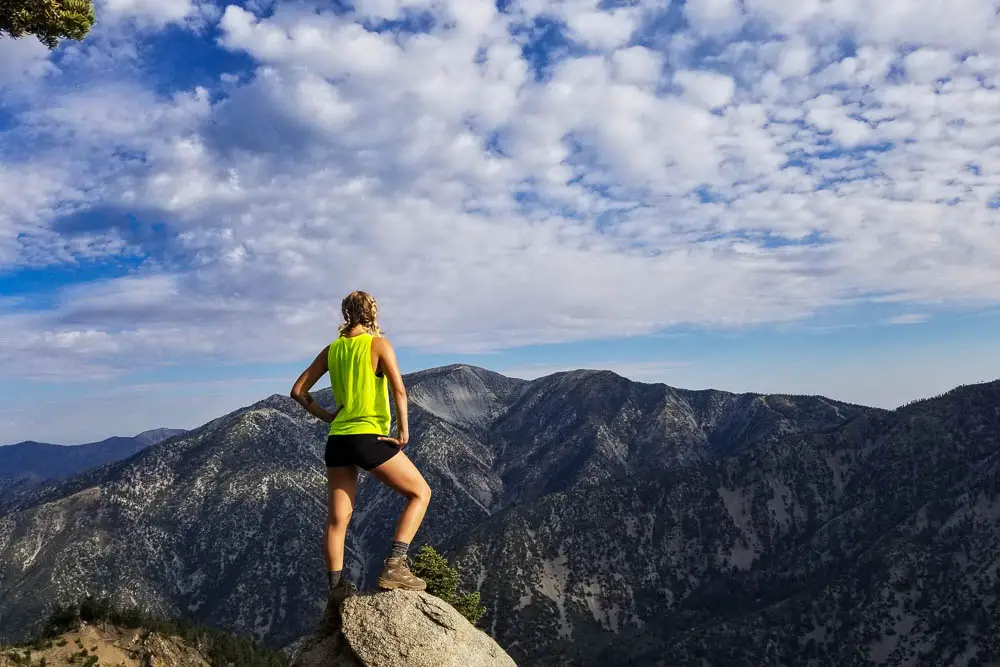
[133,428,187,445]
[406,365,527,429]
[551,368,628,382]
[407,363,500,381]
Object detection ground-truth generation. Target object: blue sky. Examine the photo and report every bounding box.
[2,0,1000,444]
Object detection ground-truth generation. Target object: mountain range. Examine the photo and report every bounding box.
[0,365,998,666]
[0,429,187,497]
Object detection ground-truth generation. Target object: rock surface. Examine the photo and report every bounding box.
[292,590,516,667]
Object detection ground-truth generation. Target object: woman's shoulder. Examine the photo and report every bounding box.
[372,335,397,354]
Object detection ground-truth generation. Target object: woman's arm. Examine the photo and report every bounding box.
[374,338,409,447]
[291,347,338,423]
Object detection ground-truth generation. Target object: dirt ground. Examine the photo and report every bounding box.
[0,623,209,667]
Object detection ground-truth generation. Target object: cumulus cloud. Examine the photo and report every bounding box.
[886,313,930,325]
[0,37,55,87]
[675,69,736,108]
[904,48,955,84]
[565,7,639,51]
[776,39,813,78]
[685,0,744,36]
[612,46,663,85]
[96,0,207,27]
[1,0,1000,382]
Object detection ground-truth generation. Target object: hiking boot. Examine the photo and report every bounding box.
[318,579,357,634]
[376,556,427,591]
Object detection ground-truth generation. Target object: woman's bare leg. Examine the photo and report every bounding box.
[326,466,358,573]
[370,451,431,590]
[369,451,431,545]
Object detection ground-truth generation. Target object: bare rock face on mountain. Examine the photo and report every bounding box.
[292,590,516,667]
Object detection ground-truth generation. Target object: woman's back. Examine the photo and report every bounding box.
[328,334,391,436]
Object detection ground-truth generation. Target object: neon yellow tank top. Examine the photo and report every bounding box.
[327,334,391,436]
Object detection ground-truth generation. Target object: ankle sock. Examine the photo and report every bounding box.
[390,540,409,559]
[328,570,342,592]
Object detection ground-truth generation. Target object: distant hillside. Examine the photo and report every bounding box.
[0,429,186,494]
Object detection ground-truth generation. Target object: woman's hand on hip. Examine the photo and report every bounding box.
[378,430,409,448]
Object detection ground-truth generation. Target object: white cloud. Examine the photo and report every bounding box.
[804,94,872,146]
[744,0,1000,50]
[777,39,813,78]
[858,0,1000,50]
[742,0,823,31]
[675,69,736,108]
[612,46,663,86]
[0,37,55,87]
[565,8,639,51]
[905,48,955,84]
[97,0,201,26]
[218,6,404,77]
[886,313,930,325]
[1,0,1000,387]
[685,0,744,35]
[349,0,428,21]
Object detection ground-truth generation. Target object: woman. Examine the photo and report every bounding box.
[290,290,432,607]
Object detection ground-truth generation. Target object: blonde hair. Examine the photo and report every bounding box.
[339,290,383,337]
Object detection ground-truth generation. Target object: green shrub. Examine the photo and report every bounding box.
[453,591,486,625]
[410,546,487,626]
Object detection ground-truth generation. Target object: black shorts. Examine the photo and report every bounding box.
[325,434,399,470]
